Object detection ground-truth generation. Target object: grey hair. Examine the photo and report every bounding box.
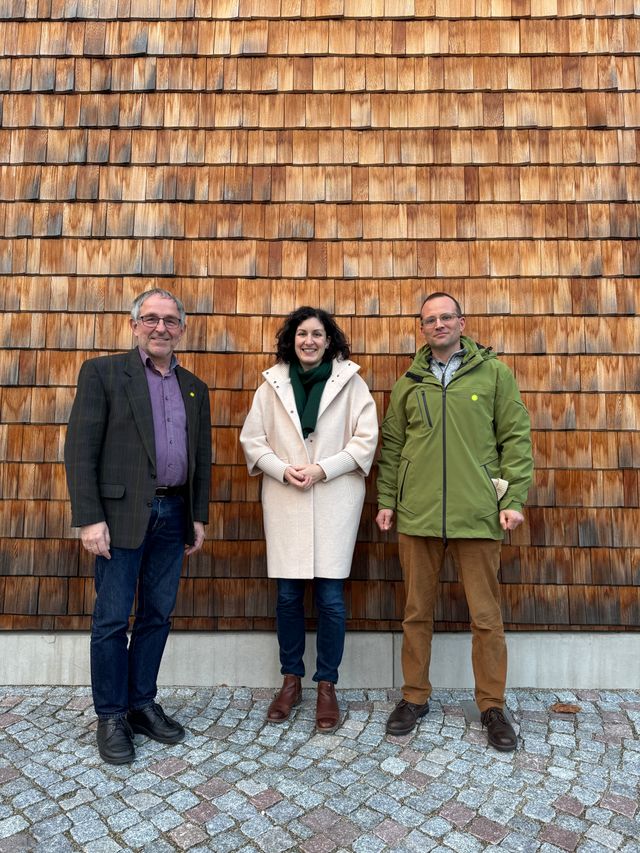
[130,289,186,326]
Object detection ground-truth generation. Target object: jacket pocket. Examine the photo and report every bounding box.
[418,390,433,428]
[397,458,416,515]
[479,459,500,515]
[99,483,125,499]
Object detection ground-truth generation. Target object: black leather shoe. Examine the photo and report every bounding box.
[386,699,429,735]
[97,717,135,765]
[481,706,517,752]
[127,702,185,744]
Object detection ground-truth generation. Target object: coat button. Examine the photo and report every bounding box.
[147,501,153,507]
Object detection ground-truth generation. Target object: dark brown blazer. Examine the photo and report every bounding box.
[64,348,211,549]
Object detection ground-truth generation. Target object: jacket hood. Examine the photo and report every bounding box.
[408,335,496,377]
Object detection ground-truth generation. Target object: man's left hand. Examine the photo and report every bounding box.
[500,509,524,531]
[185,521,205,555]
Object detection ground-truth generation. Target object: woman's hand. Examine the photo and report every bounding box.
[284,466,309,489]
[295,464,325,490]
[284,464,325,490]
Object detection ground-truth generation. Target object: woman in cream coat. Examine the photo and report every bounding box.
[240,306,378,732]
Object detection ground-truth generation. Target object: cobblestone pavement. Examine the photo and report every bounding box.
[1,686,639,853]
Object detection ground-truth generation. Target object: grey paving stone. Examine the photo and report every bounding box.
[441,829,484,852]
[81,837,125,853]
[255,826,296,852]
[165,790,200,811]
[265,801,304,824]
[500,831,542,852]
[30,813,72,842]
[585,825,624,849]
[205,813,236,835]
[69,818,109,843]
[120,820,161,846]
[0,817,29,840]
[107,809,141,833]
[33,835,77,853]
[403,828,438,851]
[421,816,453,838]
[2,687,640,853]
[351,835,387,853]
[147,805,184,831]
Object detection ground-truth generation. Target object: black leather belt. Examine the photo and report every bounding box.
[155,485,185,497]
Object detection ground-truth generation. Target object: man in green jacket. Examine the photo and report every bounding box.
[376,292,533,751]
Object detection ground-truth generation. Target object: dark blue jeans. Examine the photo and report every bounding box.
[91,496,185,719]
[276,578,346,684]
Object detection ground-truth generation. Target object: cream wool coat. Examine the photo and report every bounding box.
[240,359,378,579]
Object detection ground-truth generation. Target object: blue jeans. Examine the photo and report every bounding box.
[276,578,346,684]
[91,496,185,718]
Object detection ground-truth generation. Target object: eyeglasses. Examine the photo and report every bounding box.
[420,313,461,328]
[137,315,182,330]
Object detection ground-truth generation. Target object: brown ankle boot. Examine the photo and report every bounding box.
[316,681,340,733]
[266,675,302,723]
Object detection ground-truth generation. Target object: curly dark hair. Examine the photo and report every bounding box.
[275,306,351,364]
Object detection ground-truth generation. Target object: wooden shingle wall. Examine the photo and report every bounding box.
[0,2,638,633]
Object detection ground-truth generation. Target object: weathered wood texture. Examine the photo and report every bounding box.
[0,5,638,632]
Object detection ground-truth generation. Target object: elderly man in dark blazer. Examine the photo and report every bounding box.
[65,288,211,765]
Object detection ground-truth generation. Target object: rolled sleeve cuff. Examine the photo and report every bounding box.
[500,499,523,513]
[318,451,358,482]
[256,452,288,483]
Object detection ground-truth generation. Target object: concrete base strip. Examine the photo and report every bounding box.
[1,631,639,688]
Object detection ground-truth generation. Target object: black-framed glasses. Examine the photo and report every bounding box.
[138,315,182,330]
[420,313,461,328]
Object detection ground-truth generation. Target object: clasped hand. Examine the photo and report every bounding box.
[284,464,325,490]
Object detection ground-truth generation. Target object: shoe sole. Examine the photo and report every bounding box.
[385,705,429,736]
[98,749,135,765]
[315,718,340,734]
[128,723,185,744]
[487,738,517,752]
[266,694,302,724]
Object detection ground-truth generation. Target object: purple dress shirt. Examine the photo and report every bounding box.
[139,348,188,487]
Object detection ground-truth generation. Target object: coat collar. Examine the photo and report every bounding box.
[262,359,361,436]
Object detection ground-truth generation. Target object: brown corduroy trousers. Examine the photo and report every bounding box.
[398,534,507,712]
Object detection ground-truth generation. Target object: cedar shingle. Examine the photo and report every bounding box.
[0,7,638,635]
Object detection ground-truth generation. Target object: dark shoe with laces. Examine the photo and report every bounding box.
[481,706,517,752]
[127,702,185,744]
[386,699,429,736]
[97,716,135,765]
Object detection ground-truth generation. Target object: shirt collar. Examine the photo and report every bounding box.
[431,346,465,368]
[138,346,178,375]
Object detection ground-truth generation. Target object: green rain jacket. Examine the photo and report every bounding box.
[377,336,533,540]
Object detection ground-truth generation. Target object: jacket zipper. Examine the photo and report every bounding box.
[438,356,480,545]
[441,385,447,545]
[419,390,433,427]
[424,352,485,545]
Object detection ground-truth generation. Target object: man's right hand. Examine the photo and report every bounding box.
[376,509,395,531]
[80,522,111,559]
